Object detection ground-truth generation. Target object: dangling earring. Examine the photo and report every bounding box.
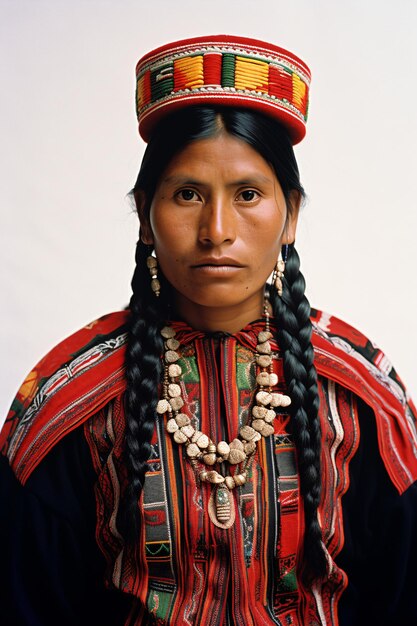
[273,243,290,296]
[146,253,160,297]
[273,259,285,296]
[272,255,286,297]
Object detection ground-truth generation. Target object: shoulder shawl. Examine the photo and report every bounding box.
[1,309,416,489]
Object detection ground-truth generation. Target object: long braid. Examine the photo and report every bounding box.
[121,238,168,539]
[270,244,327,582]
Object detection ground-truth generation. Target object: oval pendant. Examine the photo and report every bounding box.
[208,485,235,529]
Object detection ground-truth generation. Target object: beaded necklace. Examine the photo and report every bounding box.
[156,309,291,529]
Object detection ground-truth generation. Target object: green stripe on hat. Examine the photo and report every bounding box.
[221,53,235,88]
[151,63,174,102]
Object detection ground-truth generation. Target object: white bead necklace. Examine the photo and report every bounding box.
[156,311,291,529]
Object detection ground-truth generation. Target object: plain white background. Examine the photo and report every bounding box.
[1,0,416,426]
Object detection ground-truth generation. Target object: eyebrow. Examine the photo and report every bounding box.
[161,174,274,187]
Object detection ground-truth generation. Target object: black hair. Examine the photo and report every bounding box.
[122,106,327,583]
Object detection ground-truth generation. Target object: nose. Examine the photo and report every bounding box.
[198,196,236,246]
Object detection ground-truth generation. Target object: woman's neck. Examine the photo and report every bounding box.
[173,293,267,334]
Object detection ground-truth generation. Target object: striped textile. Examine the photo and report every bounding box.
[84,322,355,624]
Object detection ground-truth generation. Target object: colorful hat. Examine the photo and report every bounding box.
[135,34,311,145]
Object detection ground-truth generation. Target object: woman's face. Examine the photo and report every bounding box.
[139,132,299,331]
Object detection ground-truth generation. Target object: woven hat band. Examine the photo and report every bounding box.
[135,35,311,145]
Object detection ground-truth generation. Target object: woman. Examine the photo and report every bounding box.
[1,35,417,626]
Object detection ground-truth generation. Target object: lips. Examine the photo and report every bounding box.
[191,257,244,268]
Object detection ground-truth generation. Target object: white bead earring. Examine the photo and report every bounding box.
[146,254,160,297]
[272,257,285,296]
[272,243,290,297]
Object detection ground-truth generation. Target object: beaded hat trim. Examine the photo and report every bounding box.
[135,35,311,145]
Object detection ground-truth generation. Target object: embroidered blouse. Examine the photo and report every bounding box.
[1,312,417,625]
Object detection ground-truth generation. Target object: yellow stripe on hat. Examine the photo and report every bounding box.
[235,56,269,93]
[137,74,146,109]
[174,55,204,90]
[292,73,306,109]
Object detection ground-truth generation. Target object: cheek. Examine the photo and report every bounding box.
[151,225,191,276]
[245,214,285,260]
[150,203,196,242]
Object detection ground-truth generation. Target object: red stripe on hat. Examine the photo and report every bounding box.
[142,70,152,106]
[268,65,293,101]
[203,52,222,85]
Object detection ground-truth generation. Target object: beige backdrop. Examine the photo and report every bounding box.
[1,0,416,425]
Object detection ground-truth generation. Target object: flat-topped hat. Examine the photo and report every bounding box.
[135,34,311,145]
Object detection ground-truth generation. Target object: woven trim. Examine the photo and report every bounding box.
[136,45,310,83]
[136,40,310,79]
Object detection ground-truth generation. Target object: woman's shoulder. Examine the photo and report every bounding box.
[311,307,392,370]
[311,307,417,494]
[0,311,129,484]
[310,307,408,399]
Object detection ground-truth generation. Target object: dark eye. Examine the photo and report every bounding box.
[238,189,259,202]
[177,189,199,201]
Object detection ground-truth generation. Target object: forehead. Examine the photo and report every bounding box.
[160,133,277,184]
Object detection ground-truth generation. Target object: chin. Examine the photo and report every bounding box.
[178,284,264,310]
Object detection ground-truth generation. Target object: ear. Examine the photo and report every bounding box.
[134,189,154,245]
[283,190,301,244]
